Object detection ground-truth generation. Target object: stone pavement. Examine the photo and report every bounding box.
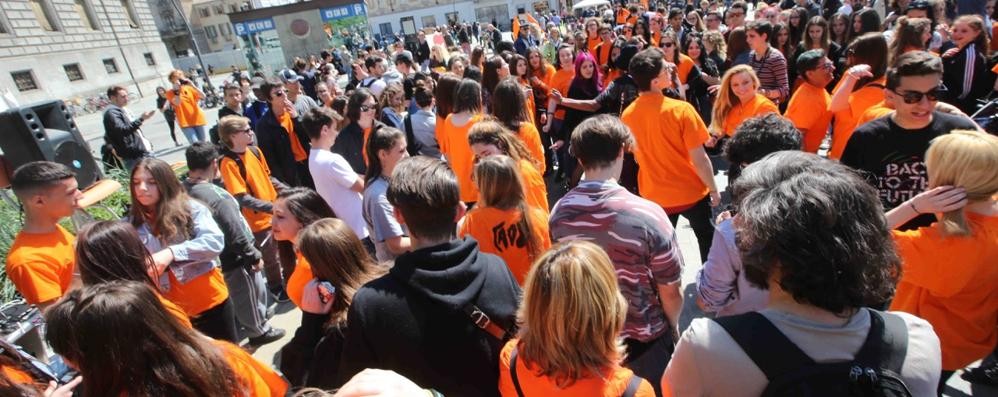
[69,74,991,396]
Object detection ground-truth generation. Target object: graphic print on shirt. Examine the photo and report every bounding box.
[877,152,928,209]
[492,221,526,253]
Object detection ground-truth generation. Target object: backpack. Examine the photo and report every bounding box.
[220,146,263,197]
[508,346,643,397]
[714,310,913,397]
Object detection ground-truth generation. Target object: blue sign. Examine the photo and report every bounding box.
[233,18,276,36]
[320,3,367,21]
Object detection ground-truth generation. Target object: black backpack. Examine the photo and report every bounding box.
[714,310,913,397]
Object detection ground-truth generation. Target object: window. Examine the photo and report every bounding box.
[64,64,84,81]
[205,25,218,38]
[229,4,238,13]
[0,11,9,34]
[74,0,100,30]
[213,4,225,14]
[11,71,38,91]
[421,15,436,28]
[120,0,140,28]
[199,7,211,17]
[29,0,61,31]
[103,58,119,73]
[143,52,156,65]
[221,23,231,36]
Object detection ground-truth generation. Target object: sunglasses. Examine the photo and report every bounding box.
[273,90,286,97]
[662,42,675,47]
[892,87,946,104]
[360,105,376,112]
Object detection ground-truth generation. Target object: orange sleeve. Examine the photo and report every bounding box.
[992,62,998,74]
[518,123,545,172]
[436,118,449,155]
[520,160,549,213]
[286,254,314,309]
[677,55,695,84]
[219,341,289,397]
[891,228,985,298]
[158,293,193,329]
[5,242,74,305]
[219,157,249,196]
[681,103,711,150]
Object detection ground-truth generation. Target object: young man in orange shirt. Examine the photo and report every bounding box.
[621,47,720,261]
[6,162,82,311]
[783,49,835,153]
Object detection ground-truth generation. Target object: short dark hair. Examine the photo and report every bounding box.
[728,1,747,13]
[571,115,635,170]
[724,114,802,166]
[387,156,460,241]
[302,107,341,141]
[106,86,126,99]
[747,20,773,39]
[259,78,284,102]
[222,84,241,95]
[413,86,434,108]
[795,49,825,74]
[184,142,218,171]
[364,56,384,71]
[886,50,943,90]
[11,161,76,198]
[629,48,665,91]
[734,152,900,313]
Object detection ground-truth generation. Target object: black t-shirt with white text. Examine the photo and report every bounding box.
[840,111,979,230]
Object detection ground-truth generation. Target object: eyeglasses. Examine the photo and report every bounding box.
[892,86,946,104]
[360,104,376,112]
[235,128,253,135]
[662,42,675,47]
[273,90,286,97]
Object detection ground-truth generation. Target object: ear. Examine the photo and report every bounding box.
[393,206,406,226]
[454,202,467,223]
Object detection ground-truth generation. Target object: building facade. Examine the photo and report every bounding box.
[0,0,174,105]
[365,0,559,38]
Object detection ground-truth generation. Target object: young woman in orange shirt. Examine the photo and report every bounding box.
[493,79,546,173]
[828,33,888,159]
[709,65,779,143]
[440,79,485,204]
[468,120,548,212]
[271,187,336,309]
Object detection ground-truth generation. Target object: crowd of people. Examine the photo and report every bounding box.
[4,0,998,395]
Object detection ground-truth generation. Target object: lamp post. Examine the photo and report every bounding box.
[97,0,143,96]
[166,0,216,91]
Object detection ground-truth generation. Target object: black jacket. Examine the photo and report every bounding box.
[337,237,521,396]
[255,109,312,187]
[183,180,261,272]
[333,121,387,175]
[102,105,148,160]
[417,41,431,64]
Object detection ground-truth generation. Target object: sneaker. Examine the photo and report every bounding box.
[270,287,290,304]
[247,327,286,346]
[961,361,998,386]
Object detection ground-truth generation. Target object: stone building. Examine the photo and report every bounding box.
[365,0,560,38]
[0,0,174,105]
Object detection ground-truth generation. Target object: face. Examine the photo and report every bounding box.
[156,87,165,97]
[270,198,303,242]
[730,71,757,100]
[853,16,865,33]
[805,57,836,86]
[686,12,699,25]
[950,22,978,47]
[777,27,790,45]
[131,167,160,209]
[727,8,745,27]
[580,59,595,79]
[746,30,766,50]
[558,48,574,67]
[652,64,674,91]
[111,89,129,107]
[661,38,676,56]
[687,41,702,58]
[316,84,331,104]
[650,17,662,31]
[832,18,846,35]
[230,123,254,147]
[516,59,527,76]
[359,96,377,123]
[600,29,613,41]
[380,138,409,175]
[587,20,598,34]
[889,74,943,125]
[268,86,287,106]
[906,9,927,19]
[669,14,683,28]
[451,60,465,76]
[418,31,426,41]
[789,12,801,27]
[808,25,824,42]
[471,143,502,162]
[529,51,541,67]
[763,10,778,23]
[42,178,82,218]
[225,89,243,106]
[921,27,933,46]
[705,14,721,29]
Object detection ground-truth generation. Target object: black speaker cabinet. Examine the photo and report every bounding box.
[0,100,102,189]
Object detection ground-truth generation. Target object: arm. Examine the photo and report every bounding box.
[213,195,262,266]
[688,146,720,206]
[658,281,683,339]
[384,236,412,256]
[106,107,144,135]
[695,221,741,313]
[168,202,225,264]
[885,186,967,229]
[349,177,364,193]
[768,54,790,101]
[829,65,871,113]
[556,94,601,112]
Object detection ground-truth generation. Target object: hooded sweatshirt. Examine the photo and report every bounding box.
[337,237,521,396]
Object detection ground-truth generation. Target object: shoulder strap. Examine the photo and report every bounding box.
[621,374,643,397]
[463,303,514,342]
[221,148,255,197]
[403,114,420,156]
[510,346,526,397]
[714,312,816,380]
[853,310,909,375]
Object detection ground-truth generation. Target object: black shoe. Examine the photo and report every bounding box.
[269,287,290,303]
[961,361,998,386]
[247,327,286,346]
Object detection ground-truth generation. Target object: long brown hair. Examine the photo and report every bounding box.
[129,158,193,242]
[492,78,531,132]
[435,73,462,119]
[297,218,387,326]
[468,119,542,172]
[472,155,542,260]
[45,281,240,397]
[76,220,156,286]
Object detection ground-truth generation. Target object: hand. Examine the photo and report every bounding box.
[708,190,721,207]
[715,210,732,224]
[284,99,297,118]
[550,140,564,150]
[251,259,264,272]
[141,110,156,120]
[300,278,335,314]
[941,47,960,58]
[44,376,82,397]
[845,64,873,80]
[704,135,719,148]
[550,89,563,103]
[909,186,967,214]
[334,369,426,397]
[539,112,548,125]
[150,249,174,276]
[707,84,720,95]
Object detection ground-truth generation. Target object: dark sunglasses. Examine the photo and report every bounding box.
[893,86,946,104]
[662,42,675,47]
[360,105,375,112]
[273,90,286,97]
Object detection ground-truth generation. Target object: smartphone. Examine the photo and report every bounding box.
[316,281,336,304]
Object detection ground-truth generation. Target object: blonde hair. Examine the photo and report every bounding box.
[217,115,250,149]
[925,129,998,236]
[710,65,759,135]
[703,30,727,61]
[517,241,627,388]
[168,69,185,83]
[473,155,542,259]
[468,119,543,171]
[378,82,405,115]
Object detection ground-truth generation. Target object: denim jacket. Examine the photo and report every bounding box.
[131,199,224,292]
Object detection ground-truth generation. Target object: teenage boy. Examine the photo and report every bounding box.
[6,162,82,310]
[255,78,313,188]
[217,115,292,302]
[183,142,285,346]
[783,49,835,153]
[620,47,719,262]
[746,20,789,103]
[841,51,978,230]
[549,115,684,396]
[219,84,244,119]
[103,85,154,171]
[301,107,372,252]
[360,56,387,97]
[338,156,521,397]
[279,69,319,118]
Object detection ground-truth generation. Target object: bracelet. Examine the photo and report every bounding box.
[908,201,920,214]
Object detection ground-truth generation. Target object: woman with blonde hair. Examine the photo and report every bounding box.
[429,45,449,73]
[498,241,656,396]
[377,82,405,130]
[886,129,998,392]
[459,155,550,285]
[709,65,778,142]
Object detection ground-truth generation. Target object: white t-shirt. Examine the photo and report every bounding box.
[308,148,368,239]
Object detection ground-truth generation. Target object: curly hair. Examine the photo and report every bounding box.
[724,113,802,166]
[733,152,900,314]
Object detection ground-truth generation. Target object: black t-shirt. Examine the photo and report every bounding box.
[840,111,979,229]
[595,75,639,116]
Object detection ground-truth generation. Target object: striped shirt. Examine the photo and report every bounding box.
[748,47,789,103]
[549,180,684,342]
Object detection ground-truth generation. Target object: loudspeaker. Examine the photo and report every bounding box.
[0,100,102,189]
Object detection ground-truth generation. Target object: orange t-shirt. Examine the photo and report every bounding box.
[518,159,549,213]
[442,113,484,203]
[459,206,551,284]
[220,148,278,233]
[361,126,373,166]
[159,292,194,329]
[676,54,696,85]
[166,85,206,128]
[5,225,75,305]
[498,339,659,397]
[278,113,308,162]
[889,213,998,370]
[550,68,576,120]
[622,93,710,208]
[616,8,630,25]
[784,83,833,153]
[595,41,614,68]
[520,79,537,124]
[587,36,602,56]
[830,77,886,159]
[720,93,778,137]
[1,365,34,385]
[162,267,229,317]
[286,252,313,309]
[855,101,893,129]
[517,123,546,173]
[603,69,621,88]
[217,340,290,396]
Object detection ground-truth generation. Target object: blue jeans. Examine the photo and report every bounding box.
[181,125,207,144]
